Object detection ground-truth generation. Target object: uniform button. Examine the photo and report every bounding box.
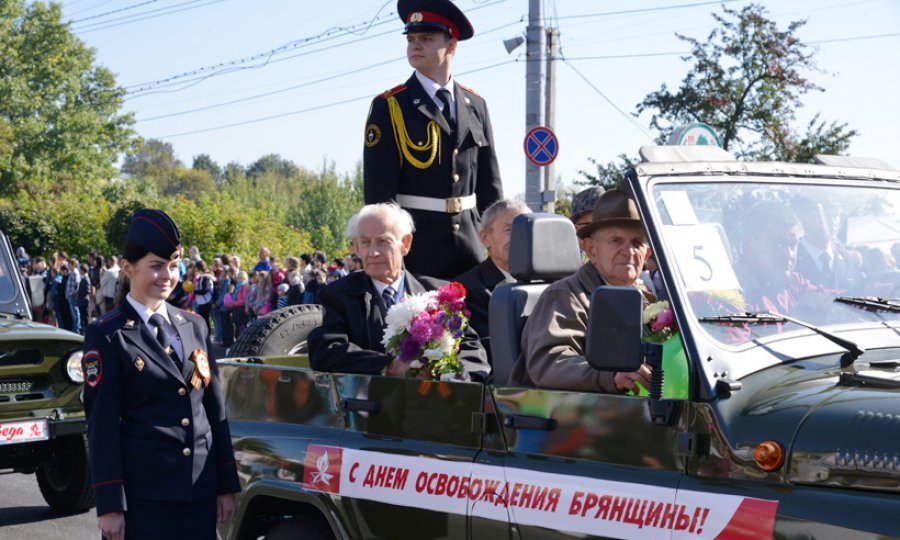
[453,148,459,157]
[181,418,190,427]
[452,223,461,232]
[178,387,187,396]
[183,447,192,457]
[452,173,460,182]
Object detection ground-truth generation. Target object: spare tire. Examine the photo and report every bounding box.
[229,304,323,358]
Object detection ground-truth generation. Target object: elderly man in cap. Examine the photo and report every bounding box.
[363,0,503,280]
[509,190,654,392]
[454,199,530,359]
[308,203,489,379]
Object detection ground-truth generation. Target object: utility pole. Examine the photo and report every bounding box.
[543,26,558,213]
[524,0,544,212]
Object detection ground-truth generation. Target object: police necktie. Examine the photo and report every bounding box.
[436,88,455,132]
[148,314,180,365]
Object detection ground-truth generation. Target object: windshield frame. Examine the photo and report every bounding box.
[631,167,900,400]
[0,232,32,319]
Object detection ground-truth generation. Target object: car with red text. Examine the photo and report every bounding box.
[0,230,92,513]
[217,146,900,539]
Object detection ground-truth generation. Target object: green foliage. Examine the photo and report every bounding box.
[577,154,635,189]
[287,162,364,257]
[635,4,856,161]
[0,0,136,196]
[192,154,222,186]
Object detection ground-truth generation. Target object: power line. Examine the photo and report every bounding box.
[67,0,118,17]
[70,0,160,24]
[73,0,225,33]
[157,60,515,138]
[560,58,652,139]
[532,0,738,23]
[809,31,900,45]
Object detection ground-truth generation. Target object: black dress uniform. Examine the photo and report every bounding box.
[81,210,239,539]
[363,0,503,279]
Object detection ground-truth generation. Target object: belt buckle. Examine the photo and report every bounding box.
[446,197,462,213]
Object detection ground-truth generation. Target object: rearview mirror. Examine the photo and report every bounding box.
[585,286,644,373]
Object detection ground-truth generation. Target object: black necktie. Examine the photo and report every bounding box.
[148,314,179,364]
[382,286,396,311]
[436,88,455,132]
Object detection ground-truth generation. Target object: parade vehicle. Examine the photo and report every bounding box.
[0,231,93,513]
[217,145,900,539]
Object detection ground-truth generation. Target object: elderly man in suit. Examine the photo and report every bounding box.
[309,203,489,379]
[509,190,654,392]
[454,199,530,360]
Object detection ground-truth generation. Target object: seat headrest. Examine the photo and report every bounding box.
[508,213,583,282]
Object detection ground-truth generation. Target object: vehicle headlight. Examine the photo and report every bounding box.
[64,349,85,384]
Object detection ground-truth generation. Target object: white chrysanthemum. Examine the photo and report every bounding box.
[422,348,445,360]
[409,359,424,369]
[438,333,456,353]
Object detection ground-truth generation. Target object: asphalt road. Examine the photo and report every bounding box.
[0,472,96,539]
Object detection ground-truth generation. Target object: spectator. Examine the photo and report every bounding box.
[211,258,225,344]
[286,270,305,306]
[77,263,91,332]
[217,265,235,348]
[89,254,104,319]
[253,247,271,272]
[232,271,249,337]
[244,270,261,322]
[300,253,313,274]
[302,269,326,305]
[30,257,48,322]
[66,258,82,334]
[54,265,72,331]
[193,260,215,331]
[276,282,290,309]
[15,246,29,269]
[312,250,326,270]
[250,270,273,318]
[188,245,202,263]
[333,258,348,277]
[231,255,242,273]
[99,256,120,315]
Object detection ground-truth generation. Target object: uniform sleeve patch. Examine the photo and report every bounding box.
[83,349,103,388]
[365,124,382,147]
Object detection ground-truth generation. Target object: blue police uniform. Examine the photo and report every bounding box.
[81,209,239,539]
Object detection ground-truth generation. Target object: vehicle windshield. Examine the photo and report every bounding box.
[0,238,26,316]
[651,180,900,345]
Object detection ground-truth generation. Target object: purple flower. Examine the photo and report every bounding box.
[448,314,463,331]
[452,329,464,339]
[398,337,421,361]
[409,315,433,345]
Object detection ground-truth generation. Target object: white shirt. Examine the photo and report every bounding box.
[125,293,184,360]
[800,239,834,273]
[415,71,455,123]
[371,273,406,303]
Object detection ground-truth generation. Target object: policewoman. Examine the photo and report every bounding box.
[81,209,240,540]
[363,0,503,279]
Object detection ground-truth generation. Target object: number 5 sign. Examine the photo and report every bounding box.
[664,224,741,292]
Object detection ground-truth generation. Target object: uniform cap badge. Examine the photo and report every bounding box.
[134,357,145,371]
[410,11,423,23]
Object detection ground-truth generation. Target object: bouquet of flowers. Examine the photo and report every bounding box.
[381,282,470,380]
[642,300,676,343]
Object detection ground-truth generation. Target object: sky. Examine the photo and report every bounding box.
[61,0,900,199]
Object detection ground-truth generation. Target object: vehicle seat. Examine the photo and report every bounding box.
[488,213,583,385]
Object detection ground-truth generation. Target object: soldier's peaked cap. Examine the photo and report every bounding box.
[398,0,474,41]
[126,209,182,260]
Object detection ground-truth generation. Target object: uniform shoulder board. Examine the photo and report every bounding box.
[94,308,122,327]
[178,308,201,320]
[458,83,481,97]
[380,84,408,99]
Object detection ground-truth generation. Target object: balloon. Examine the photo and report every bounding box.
[182,280,194,293]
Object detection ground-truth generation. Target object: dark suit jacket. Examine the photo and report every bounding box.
[308,271,489,378]
[363,73,503,279]
[454,257,514,359]
[82,301,240,515]
[795,240,851,289]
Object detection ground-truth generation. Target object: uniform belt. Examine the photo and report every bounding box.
[397,194,476,214]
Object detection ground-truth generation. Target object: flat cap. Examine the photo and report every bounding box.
[126,209,182,260]
[570,186,605,222]
[398,0,474,40]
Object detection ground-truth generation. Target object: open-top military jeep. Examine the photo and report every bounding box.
[0,232,92,513]
[217,146,900,539]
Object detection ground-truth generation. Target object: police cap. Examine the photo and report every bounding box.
[398,0,474,41]
[126,209,182,260]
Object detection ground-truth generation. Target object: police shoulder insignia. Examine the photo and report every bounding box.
[83,350,103,388]
[380,84,407,99]
[458,83,481,98]
[365,124,382,147]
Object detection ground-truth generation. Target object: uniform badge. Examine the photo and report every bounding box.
[190,349,212,390]
[365,124,381,147]
[410,11,423,23]
[82,350,103,388]
[413,98,421,105]
[134,357,145,371]
[464,97,471,105]
[174,313,184,323]
[125,319,135,329]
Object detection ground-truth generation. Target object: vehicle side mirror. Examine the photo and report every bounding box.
[585,286,644,373]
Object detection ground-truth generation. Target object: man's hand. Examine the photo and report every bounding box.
[98,511,125,540]
[614,362,652,393]
[217,493,236,523]
[383,359,409,377]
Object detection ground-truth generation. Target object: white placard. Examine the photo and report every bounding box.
[0,419,49,446]
[664,224,740,292]
[660,191,699,226]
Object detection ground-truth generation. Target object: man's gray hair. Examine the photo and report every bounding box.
[480,199,531,232]
[346,203,416,240]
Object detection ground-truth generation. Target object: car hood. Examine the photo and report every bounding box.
[0,317,83,343]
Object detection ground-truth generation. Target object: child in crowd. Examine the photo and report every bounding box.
[232,271,249,338]
[276,282,289,309]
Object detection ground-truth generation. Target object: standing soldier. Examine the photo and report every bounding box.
[363,0,503,279]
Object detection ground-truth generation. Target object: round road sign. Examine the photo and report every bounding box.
[524,126,559,167]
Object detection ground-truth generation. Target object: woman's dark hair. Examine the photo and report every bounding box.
[115,241,152,306]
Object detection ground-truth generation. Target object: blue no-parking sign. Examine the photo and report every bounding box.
[524,126,559,167]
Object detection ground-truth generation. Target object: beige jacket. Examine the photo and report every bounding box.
[509,262,619,392]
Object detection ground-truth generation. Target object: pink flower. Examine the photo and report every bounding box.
[651,308,674,332]
[409,314,433,345]
[437,282,466,304]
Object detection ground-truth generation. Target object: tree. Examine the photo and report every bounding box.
[192,154,222,186]
[636,4,856,161]
[0,0,135,196]
[577,154,635,190]
[161,168,215,200]
[247,154,299,180]
[288,163,363,256]
[122,138,181,182]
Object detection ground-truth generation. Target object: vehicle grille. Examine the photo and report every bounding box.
[0,349,44,366]
[0,376,50,395]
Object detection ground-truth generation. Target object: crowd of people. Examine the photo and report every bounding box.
[16,245,362,350]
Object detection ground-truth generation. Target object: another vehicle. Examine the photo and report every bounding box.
[217,146,900,539]
[0,232,92,512]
